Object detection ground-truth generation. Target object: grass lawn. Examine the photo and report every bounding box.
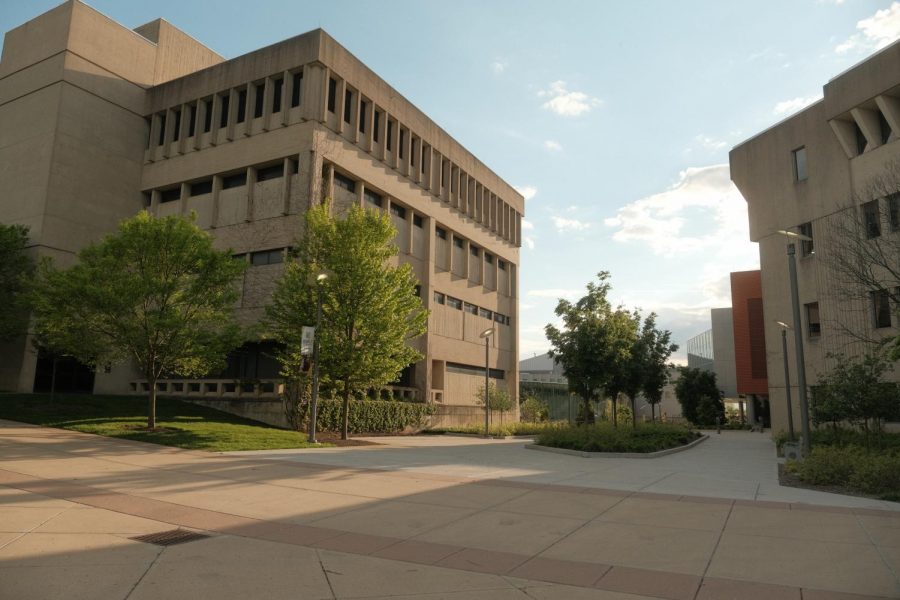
[0,393,329,452]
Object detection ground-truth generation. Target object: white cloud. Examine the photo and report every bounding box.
[491,59,508,74]
[521,219,534,230]
[693,134,728,151]
[544,140,563,151]
[552,216,591,232]
[773,95,822,115]
[514,185,537,201]
[527,289,582,300]
[523,237,535,250]
[836,2,900,54]
[538,81,602,117]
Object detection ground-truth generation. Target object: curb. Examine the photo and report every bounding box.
[525,434,709,458]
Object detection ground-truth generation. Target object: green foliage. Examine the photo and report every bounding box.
[425,422,562,436]
[674,367,723,426]
[267,203,428,439]
[30,212,246,427]
[308,399,433,434]
[600,398,633,426]
[786,445,900,497]
[475,382,514,412]
[520,393,550,423]
[0,223,34,341]
[535,422,701,453]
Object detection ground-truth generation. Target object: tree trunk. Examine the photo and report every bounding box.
[147,376,157,430]
[612,396,617,428]
[341,381,351,440]
[582,397,594,425]
[631,396,637,428]
[651,403,656,422]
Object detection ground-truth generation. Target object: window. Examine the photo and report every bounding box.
[256,164,283,182]
[188,105,196,137]
[219,94,230,128]
[493,312,505,324]
[464,302,478,315]
[410,138,417,167]
[498,260,507,271]
[485,253,494,264]
[232,253,246,261]
[172,109,181,142]
[399,129,405,159]
[333,171,356,192]
[880,110,893,145]
[805,302,821,338]
[390,204,407,220]
[413,285,421,297]
[250,248,284,266]
[364,189,382,207]
[446,362,505,379]
[452,236,464,249]
[203,99,213,132]
[478,307,492,319]
[855,122,867,155]
[863,200,881,238]
[873,290,892,328]
[447,296,462,310]
[889,193,900,231]
[435,227,447,240]
[433,291,445,305]
[373,110,381,142]
[343,89,352,123]
[272,78,283,113]
[190,180,212,196]
[413,214,423,228]
[222,172,247,190]
[253,82,265,118]
[359,101,367,133]
[160,187,180,203]
[291,72,302,108]
[157,113,166,146]
[236,89,247,123]
[798,222,814,256]
[327,78,337,113]
[387,120,394,151]
[792,147,807,182]
[470,246,479,257]
[421,146,427,174]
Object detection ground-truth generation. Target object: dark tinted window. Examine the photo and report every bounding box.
[291,72,302,107]
[256,164,283,182]
[190,180,212,196]
[160,188,180,203]
[222,172,247,189]
[327,78,337,112]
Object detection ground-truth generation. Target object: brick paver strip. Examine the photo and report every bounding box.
[372,539,464,565]
[435,547,530,575]
[595,566,701,600]
[509,556,611,587]
[696,577,801,600]
[801,589,898,600]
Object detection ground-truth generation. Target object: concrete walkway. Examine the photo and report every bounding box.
[1,421,898,599]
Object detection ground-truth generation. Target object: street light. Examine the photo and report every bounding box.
[775,320,796,441]
[308,273,328,444]
[775,229,812,454]
[480,327,495,437]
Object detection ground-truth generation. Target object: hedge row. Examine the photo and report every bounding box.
[535,422,701,453]
[310,399,433,434]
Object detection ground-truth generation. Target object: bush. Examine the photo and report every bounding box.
[535,422,701,453]
[520,394,550,423]
[307,399,433,434]
[426,422,563,437]
[786,445,900,498]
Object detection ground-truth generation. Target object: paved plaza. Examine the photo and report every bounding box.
[0,421,898,599]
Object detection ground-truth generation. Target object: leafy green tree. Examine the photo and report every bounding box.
[520,393,549,423]
[476,381,514,412]
[545,272,637,425]
[267,203,428,440]
[0,223,34,340]
[674,367,723,426]
[618,312,677,427]
[31,212,246,428]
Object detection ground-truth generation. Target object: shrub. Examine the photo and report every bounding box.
[306,399,433,434]
[520,394,550,423]
[535,422,700,453]
[785,445,900,498]
[426,422,563,437]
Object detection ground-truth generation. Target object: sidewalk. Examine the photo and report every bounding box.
[1,421,898,599]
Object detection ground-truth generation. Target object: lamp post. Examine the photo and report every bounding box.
[308,273,328,444]
[775,320,796,441]
[479,327,495,437]
[776,230,812,454]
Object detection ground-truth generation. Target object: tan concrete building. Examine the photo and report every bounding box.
[730,42,900,433]
[0,1,523,413]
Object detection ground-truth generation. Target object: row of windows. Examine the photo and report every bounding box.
[792,193,899,258]
[233,247,288,266]
[432,291,511,325]
[802,289,897,339]
[445,362,505,380]
[155,159,299,203]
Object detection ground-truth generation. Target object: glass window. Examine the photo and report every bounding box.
[798,222,814,257]
[256,164,283,182]
[373,110,381,142]
[219,94,230,128]
[327,78,337,113]
[272,78,283,113]
[160,188,180,203]
[855,123,867,155]
[251,248,284,266]
[188,105,196,137]
[359,101,367,133]
[203,99,213,132]
[470,246,480,257]
[435,227,447,240]
[190,180,212,196]
[446,296,462,310]
[498,260,507,271]
[863,200,881,238]
[172,109,181,142]
[344,89,352,123]
[413,214,423,228]
[889,193,900,232]
[873,290,892,328]
[453,236,464,249]
[478,307,492,319]
[805,302,821,338]
[485,253,494,264]
[364,189,382,207]
[390,204,407,220]
[222,172,247,190]
[253,82,265,118]
[433,291,445,305]
[291,72,302,108]
[792,147,807,182]
[464,302,478,315]
[333,171,356,192]
[880,110,892,145]
[236,89,247,123]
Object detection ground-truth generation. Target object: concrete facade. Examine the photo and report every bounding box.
[0,2,522,411]
[730,42,900,433]
[685,309,737,400]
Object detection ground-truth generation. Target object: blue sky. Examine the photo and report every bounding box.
[3,0,899,361]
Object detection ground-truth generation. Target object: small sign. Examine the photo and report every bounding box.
[301,326,315,356]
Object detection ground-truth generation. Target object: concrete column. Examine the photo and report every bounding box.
[876,95,900,141]
[336,78,346,134]
[407,209,414,255]
[462,239,470,279]
[147,113,161,162]
[225,88,238,141]
[280,70,291,126]
[161,108,174,158]
[150,189,161,217]
[210,175,222,228]
[262,76,274,132]
[242,83,253,137]
[193,99,204,151]
[357,182,365,207]
[362,99,375,151]
[281,157,293,215]
[325,163,335,208]
[210,94,221,146]
[851,107,881,152]
[515,211,522,247]
[308,149,323,209]
[246,166,257,222]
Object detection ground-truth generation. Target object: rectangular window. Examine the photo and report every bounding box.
[413,214,423,228]
[478,307,492,319]
[390,204,407,220]
[410,138,417,166]
[188,105,196,137]
[421,146,427,174]
[359,101,367,133]
[254,83,265,118]
[373,110,381,142]
[160,187,181,203]
[190,180,212,196]
[433,291,445,305]
[792,147,807,182]
[470,246,479,256]
[453,236,464,249]
[251,248,285,266]
[219,94,230,128]
[441,160,447,187]
[464,302,478,315]
[272,78,283,113]
[291,72,302,107]
[493,312,505,324]
[863,200,881,238]
[172,109,181,142]
[222,172,247,190]
[435,227,447,240]
[327,78,337,113]
[236,89,247,123]
[232,253,246,262]
[799,222,814,257]
[805,302,821,338]
[364,189,383,207]
[333,171,356,192]
[203,99,213,132]
[485,253,494,264]
[387,120,394,151]
[873,290,892,328]
[256,164,284,182]
[889,193,900,231]
[344,89,352,123]
[157,113,167,146]
[399,129,405,159]
[498,260,507,271]
[447,297,462,310]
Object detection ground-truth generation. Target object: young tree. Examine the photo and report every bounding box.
[0,223,34,340]
[674,367,723,427]
[267,203,428,440]
[31,212,246,428]
[619,312,678,427]
[545,272,637,425]
[476,381,514,412]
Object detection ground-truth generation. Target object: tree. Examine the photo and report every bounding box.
[545,272,637,426]
[267,203,428,440]
[0,223,34,341]
[674,367,723,427]
[520,393,549,423]
[31,212,246,428]
[619,312,678,427]
[476,381,514,412]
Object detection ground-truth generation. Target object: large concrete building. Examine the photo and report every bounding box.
[0,2,523,413]
[730,43,900,433]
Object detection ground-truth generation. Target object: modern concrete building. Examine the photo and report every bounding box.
[685,308,737,399]
[0,1,523,414]
[731,42,900,433]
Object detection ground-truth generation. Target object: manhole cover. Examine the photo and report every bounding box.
[130,529,210,547]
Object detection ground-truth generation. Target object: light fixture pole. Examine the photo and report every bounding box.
[480,327,495,437]
[308,273,328,444]
[776,230,811,454]
[775,321,796,441]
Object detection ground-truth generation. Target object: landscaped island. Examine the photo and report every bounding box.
[534,422,702,454]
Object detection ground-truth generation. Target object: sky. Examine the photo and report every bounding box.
[3,0,899,362]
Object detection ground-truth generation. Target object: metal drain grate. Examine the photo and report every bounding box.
[130,529,210,547]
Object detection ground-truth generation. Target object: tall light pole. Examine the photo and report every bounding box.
[775,320,796,441]
[308,273,328,444]
[776,230,811,454]
[480,327,495,437]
